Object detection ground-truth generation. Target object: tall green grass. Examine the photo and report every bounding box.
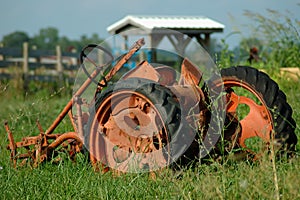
[0,69,299,199]
[243,9,300,68]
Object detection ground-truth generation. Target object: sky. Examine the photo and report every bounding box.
[1,0,299,48]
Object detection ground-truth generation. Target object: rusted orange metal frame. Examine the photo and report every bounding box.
[46,38,145,135]
[5,38,145,167]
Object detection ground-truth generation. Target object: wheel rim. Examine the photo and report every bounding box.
[222,79,273,152]
[88,90,170,172]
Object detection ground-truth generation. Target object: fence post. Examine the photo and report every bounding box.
[22,42,29,92]
[56,45,64,87]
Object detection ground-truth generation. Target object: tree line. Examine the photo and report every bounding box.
[0,27,103,53]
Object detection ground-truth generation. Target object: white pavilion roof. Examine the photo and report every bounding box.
[107,15,225,34]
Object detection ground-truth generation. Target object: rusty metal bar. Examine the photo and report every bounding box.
[68,110,78,133]
[98,38,145,89]
[43,63,104,135]
[36,120,44,134]
[44,100,74,135]
[75,96,84,139]
[47,132,82,151]
[4,121,16,167]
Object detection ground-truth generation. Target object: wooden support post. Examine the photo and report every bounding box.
[204,33,210,53]
[195,33,210,52]
[122,35,128,51]
[22,42,29,92]
[56,45,64,88]
[149,34,164,63]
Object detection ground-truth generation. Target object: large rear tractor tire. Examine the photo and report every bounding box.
[85,78,190,172]
[220,66,297,156]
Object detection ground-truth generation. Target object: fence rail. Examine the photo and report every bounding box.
[0,42,80,88]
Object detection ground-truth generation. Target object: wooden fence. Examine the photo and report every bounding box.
[1,43,298,91]
[0,42,80,88]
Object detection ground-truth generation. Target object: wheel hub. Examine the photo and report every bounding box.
[91,91,169,172]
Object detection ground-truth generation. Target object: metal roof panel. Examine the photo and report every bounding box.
[107,15,225,34]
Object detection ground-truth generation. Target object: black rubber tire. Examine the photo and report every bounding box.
[84,78,193,168]
[221,66,297,151]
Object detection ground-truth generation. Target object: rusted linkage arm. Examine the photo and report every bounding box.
[5,121,17,167]
[5,121,82,167]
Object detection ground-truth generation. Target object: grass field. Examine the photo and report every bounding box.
[0,68,299,199]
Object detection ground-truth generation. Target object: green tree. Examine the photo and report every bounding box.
[1,27,104,52]
[31,27,59,49]
[58,36,74,52]
[1,31,29,47]
[73,33,103,51]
